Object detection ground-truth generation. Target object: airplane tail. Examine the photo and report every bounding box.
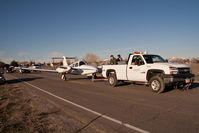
[62,56,68,67]
[62,56,77,67]
[52,56,76,67]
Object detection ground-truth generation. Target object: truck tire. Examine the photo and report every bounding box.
[108,73,118,87]
[149,75,165,93]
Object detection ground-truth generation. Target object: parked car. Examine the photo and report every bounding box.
[0,73,6,84]
[14,66,31,73]
[19,68,31,73]
[5,66,14,73]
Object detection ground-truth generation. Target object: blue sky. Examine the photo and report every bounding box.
[0,0,199,63]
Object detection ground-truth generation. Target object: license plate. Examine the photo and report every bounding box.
[185,78,190,83]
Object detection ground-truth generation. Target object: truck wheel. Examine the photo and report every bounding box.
[108,73,118,87]
[149,76,165,93]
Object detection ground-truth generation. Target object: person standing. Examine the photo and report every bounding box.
[110,55,117,65]
[117,54,123,62]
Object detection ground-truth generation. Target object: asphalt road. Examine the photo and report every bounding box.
[5,72,199,133]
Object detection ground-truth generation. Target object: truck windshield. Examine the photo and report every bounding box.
[143,55,166,63]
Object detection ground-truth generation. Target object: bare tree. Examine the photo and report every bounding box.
[0,61,5,68]
[10,60,19,67]
[67,60,71,65]
[83,53,100,64]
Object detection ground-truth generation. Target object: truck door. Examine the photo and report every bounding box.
[127,55,147,81]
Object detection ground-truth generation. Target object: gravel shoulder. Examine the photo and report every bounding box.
[0,79,105,133]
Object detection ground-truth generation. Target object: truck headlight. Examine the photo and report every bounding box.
[169,66,178,75]
[170,71,178,75]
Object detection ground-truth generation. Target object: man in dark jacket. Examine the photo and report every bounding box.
[110,55,117,65]
[117,54,123,62]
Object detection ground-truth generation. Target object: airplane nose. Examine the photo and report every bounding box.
[88,66,98,74]
[92,67,98,73]
[97,67,102,73]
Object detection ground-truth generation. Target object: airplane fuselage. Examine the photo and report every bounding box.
[71,65,98,75]
[56,65,97,76]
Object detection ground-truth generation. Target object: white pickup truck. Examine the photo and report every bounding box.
[102,52,195,93]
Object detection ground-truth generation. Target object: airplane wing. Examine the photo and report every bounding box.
[22,68,57,73]
[52,57,77,59]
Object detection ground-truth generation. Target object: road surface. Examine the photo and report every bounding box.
[5,72,199,133]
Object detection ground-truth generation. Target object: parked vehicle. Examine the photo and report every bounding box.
[102,52,195,93]
[14,66,31,73]
[5,66,14,73]
[0,73,6,84]
[19,69,31,73]
[29,65,41,69]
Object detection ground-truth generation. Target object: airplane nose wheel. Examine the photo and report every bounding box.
[61,74,68,81]
[92,74,97,82]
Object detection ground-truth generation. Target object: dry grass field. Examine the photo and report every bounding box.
[0,82,97,133]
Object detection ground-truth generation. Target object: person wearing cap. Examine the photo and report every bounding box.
[132,56,139,65]
[132,56,143,65]
[110,55,117,65]
[132,58,136,65]
[117,54,123,62]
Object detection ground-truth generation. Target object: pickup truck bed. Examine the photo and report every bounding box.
[102,65,127,80]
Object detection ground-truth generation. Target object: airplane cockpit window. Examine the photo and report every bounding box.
[79,61,86,66]
[75,63,78,67]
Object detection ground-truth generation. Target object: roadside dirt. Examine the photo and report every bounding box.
[191,64,199,82]
[0,82,105,133]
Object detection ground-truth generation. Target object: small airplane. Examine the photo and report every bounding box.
[21,56,98,80]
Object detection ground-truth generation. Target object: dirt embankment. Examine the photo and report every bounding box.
[191,64,199,76]
[191,64,199,82]
[0,81,103,133]
[0,83,62,133]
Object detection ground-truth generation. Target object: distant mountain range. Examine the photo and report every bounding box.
[168,57,199,64]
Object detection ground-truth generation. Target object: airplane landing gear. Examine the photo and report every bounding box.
[92,73,97,82]
[61,74,68,81]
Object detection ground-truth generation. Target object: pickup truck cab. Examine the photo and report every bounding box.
[102,52,194,93]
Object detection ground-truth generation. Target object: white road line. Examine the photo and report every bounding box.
[10,75,150,133]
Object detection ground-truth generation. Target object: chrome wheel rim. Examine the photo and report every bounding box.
[151,80,160,91]
[109,77,114,85]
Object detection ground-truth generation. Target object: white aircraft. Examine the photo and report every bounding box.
[22,56,98,80]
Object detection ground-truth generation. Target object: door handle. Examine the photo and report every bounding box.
[129,67,132,69]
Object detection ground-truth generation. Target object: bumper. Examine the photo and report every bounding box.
[164,74,195,85]
[0,79,5,84]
